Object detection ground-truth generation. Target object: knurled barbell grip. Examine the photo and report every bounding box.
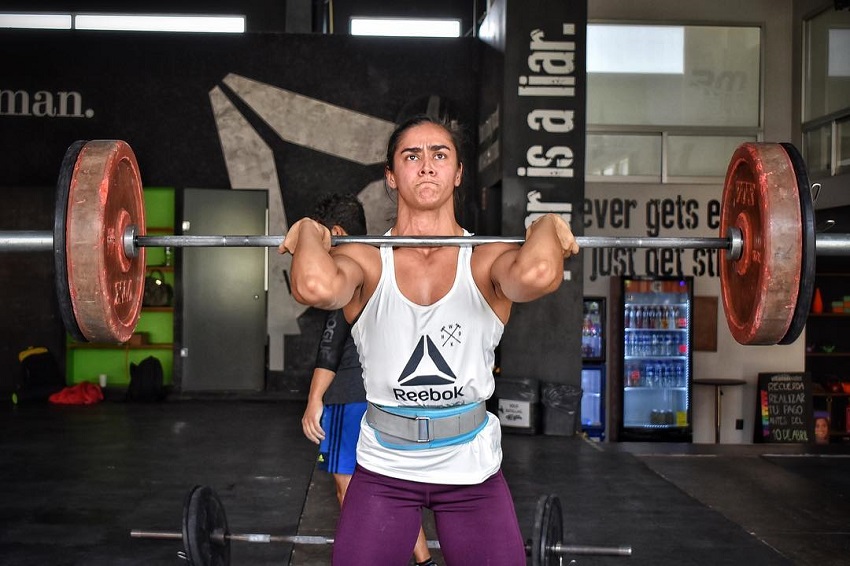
[130,529,332,545]
[552,543,633,556]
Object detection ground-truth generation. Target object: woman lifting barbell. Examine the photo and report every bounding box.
[282,114,579,565]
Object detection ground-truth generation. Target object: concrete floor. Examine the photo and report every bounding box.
[0,399,848,565]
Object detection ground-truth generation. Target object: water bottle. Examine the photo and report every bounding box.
[645,362,655,387]
[675,363,685,387]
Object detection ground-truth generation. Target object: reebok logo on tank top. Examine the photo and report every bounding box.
[398,335,457,386]
[394,335,465,402]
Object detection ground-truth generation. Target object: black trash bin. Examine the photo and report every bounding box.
[541,383,583,436]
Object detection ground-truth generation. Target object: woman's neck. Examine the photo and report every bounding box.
[393,207,462,237]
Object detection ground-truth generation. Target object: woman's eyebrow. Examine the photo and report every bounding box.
[402,144,450,152]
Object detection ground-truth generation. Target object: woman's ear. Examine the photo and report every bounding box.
[455,163,463,187]
[331,225,346,237]
[385,167,397,190]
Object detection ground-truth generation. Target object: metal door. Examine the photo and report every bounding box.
[181,189,267,391]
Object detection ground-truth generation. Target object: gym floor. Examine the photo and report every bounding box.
[1,399,848,565]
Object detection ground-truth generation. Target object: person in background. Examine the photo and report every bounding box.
[283,115,578,565]
[814,413,830,445]
[302,193,436,566]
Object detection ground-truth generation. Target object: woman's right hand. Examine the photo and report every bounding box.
[280,218,331,255]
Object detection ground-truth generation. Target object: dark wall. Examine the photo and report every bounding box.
[0,30,481,391]
[0,187,67,394]
[0,31,479,218]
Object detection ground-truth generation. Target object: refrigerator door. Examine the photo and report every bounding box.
[620,277,693,441]
[581,297,605,362]
[581,365,605,439]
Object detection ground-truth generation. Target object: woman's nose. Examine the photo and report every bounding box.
[419,157,435,174]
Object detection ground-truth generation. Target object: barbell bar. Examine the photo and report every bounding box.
[8,230,850,256]
[0,138,839,346]
[129,485,631,566]
[0,229,738,252]
[5,229,850,256]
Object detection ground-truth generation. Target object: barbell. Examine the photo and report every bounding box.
[130,484,632,566]
[0,138,844,345]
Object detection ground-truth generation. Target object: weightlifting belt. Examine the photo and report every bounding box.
[366,401,487,450]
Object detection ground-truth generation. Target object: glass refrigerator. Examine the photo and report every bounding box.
[581,297,606,440]
[616,277,693,442]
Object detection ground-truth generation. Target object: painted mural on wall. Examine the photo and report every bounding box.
[583,184,724,289]
[0,31,479,380]
[479,0,588,384]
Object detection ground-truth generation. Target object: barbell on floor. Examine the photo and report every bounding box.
[0,138,842,345]
[130,485,632,566]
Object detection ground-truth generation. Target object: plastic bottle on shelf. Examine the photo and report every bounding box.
[661,305,671,329]
[645,362,655,387]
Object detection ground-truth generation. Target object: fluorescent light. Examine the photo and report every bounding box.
[74,14,245,33]
[350,17,460,38]
[0,13,72,29]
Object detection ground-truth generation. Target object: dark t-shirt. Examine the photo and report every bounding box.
[314,309,366,405]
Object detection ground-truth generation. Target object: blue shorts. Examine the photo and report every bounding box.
[317,402,367,475]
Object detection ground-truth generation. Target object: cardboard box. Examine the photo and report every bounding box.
[127,333,149,346]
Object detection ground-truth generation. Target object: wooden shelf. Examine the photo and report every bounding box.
[68,343,173,350]
[146,265,174,272]
[806,352,850,357]
[142,307,174,312]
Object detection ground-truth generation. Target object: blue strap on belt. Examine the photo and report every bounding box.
[367,402,488,451]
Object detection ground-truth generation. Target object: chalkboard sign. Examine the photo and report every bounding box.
[754,372,812,443]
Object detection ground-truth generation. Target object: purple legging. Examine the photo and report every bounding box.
[332,465,526,566]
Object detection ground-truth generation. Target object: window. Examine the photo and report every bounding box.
[803,8,850,178]
[586,24,762,182]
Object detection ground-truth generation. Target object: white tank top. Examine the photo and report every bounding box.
[351,233,505,484]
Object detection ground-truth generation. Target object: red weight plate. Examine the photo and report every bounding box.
[65,140,146,343]
[720,143,802,345]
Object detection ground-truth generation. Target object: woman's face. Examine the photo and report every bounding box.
[385,122,463,211]
[815,417,829,440]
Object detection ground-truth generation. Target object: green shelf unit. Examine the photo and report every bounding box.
[66,342,175,387]
[66,187,176,387]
